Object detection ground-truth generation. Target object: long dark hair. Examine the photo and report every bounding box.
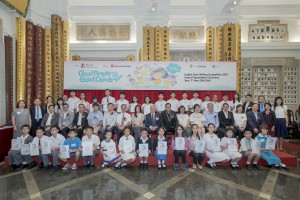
[236,104,244,113]
[178,105,186,114]
[233,93,241,103]
[191,124,200,140]
[134,105,142,118]
[273,96,283,108]
[56,98,63,110]
[175,125,185,137]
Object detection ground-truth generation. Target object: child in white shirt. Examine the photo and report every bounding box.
[100,130,121,169]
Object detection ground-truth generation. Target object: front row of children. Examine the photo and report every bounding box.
[8,123,288,171]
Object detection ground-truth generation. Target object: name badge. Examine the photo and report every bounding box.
[17,111,21,115]
[71,144,76,147]
[156,118,159,120]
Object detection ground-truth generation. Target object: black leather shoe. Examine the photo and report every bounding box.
[51,165,60,171]
[253,164,260,170]
[83,165,89,170]
[44,165,52,170]
[144,163,148,170]
[139,163,142,170]
[38,163,44,170]
[89,165,95,169]
[246,164,251,170]
[10,164,17,171]
[27,161,37,169]
[15,164,23,171]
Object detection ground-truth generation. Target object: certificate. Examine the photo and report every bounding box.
[29,143,39,156]
[175,137,185,150]
[11,139,21,150]
[251,140,261,154]
[41,140,51,155]
[21,144,30,155]
[139,144,149,157]
[60,145,70,159]
[227,138,238,152]
[194,140,205,153]
[157,141,167,155]
[82,142,93,156]
[265,137,277,150]
[123,140,133,153]
[212,138,221,152]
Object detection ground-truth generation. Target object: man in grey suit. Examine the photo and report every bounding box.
[41,105,60,136]
[59,103,75,137]
[8,124,37,171]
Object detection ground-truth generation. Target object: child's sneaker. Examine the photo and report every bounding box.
[174,163,179,170]
[62,163,70,170]
[182,163,189,170]
[71,163,77,170]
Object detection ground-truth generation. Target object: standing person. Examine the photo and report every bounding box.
[89,96,102,112]
[153,127,168,170]
[82,126,101,169]
[171,125,189,170]
[211,94,221,113]
[190,104,206,136]
[8,125,36,171]
[189,91,203,113]
[31,127,50,170]
[202,94,211,112]
[76,92,90,112]
[178,91,190,112]
[58,103,75,137]
[73,104,89,139]
[49,126,65,171]
[160,103,178,133]
[232,93,242,112]
[55,98,64,114]
[258,95,266,113]
[101,103,117,141]
[262,103,276,136]
[12,100,31,138]
[87,103,103,135]
[116,92,129,113]
[145,105,160,134]
[273,96,289,151]
[242,94,254,113]
[155,92,166,113]
[67,90,80,113]
[129,96,139,114]
[131,105,145,141]
[177,106,191,137]
[233,105,247,139]
[40,105,60,136]
[43,96,54,114]
[220,94,234,111]
[101,89,116,113]
[142,96,153,116]
[62,94,68,103]
[167,91,179,112]
[136,128,152,170]
[30,98,45,137]
[246,103,263,137]
[116,104,131,142]
[188,124,205,169]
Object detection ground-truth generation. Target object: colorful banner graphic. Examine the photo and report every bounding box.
[64,61,237,91]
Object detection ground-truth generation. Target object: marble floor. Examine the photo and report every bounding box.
[1,141,300,200]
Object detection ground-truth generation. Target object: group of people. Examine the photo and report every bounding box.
[9,89,291,171]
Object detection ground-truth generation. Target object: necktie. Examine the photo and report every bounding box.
[121,113,125,126]
[39,139,41,146]
[152,114,155,124]
[35,107,39,121]
[260,104,264,112]
[107,97,109,103]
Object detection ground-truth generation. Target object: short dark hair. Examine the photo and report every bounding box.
[50,126,59,130]
[141,128,148,133]
[170,91,176,95]
[48,104,55,109]
[223,103,229,107]
[21,124,30,130]
[107,103,113,106]
[193,91,199,94]
[222,93,228,97]
[69,129,78,134]
[120,91,125,95]
[92,96,98,100]
[78,103,84,107]
[36,126,45,132]
[17,100,26,108]
[70,90,76,93]
[92,103,99,107]
[158,92,164,95]
[124,126,131,132]
[205,94,210,97]
[62,103,69,107]
[246,94,252,97]
[85,126,94,131]
[182,91,187,95]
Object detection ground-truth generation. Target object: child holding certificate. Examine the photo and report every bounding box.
[8,124,36,171]
[136,128,152,170]
[188,124,205,169]
[153,127,168,170]
[204,123,230,170]
[82,126,100,169]
[100,130,121,169]
[221,128,242,170]
[59,129,82,170]
[114,126,136,169]
[239,130,261,170]
[255,124,288,170]
[171,125,189,170]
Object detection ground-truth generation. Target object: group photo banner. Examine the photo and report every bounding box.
[64,61,237,91]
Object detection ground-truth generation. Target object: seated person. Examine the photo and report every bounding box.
[116,104,131,143]
[246,103,263,137]
[101,103,117,141]
[59,129,82,170]
[8,124,36,171]
[87,103,103,135]
[100,130,121,169]
[40,105,59,136]
[145,105,160,134]
[72,104,88,139]
[160,103,178,133]
[218,103,236,138]
[58,103,74,137]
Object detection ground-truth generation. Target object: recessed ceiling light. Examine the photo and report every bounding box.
[233,1,237,5]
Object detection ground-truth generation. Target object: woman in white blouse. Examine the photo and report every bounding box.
[75,92,90,113]
[142,96,153,116]
[233,105,247,139]
[177,106,191,136]
[131,105,145,141]
[232,93,242,112]
[190,104,206,136]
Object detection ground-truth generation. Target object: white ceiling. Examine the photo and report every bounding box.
[239,0,300,6]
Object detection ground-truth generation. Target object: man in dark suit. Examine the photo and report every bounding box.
[242,94,254,113]
[246,103,263,137]
[159,103,178,133]
[258,95,266,113]
[218,103,236,138]
[59,103,75,137]
[40,105,59,136]
[145,105,160,134]
[29,98,45,137]
[73,104,88,139]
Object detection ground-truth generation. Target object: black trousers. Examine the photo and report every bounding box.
[31,119,42,137]
[189,151,205,165]
[173,150,186,164]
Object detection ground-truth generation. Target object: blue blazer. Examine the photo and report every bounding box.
[246,111,263,130]
[145,112,160,128]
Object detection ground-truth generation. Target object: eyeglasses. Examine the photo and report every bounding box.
[177,129,183,130]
